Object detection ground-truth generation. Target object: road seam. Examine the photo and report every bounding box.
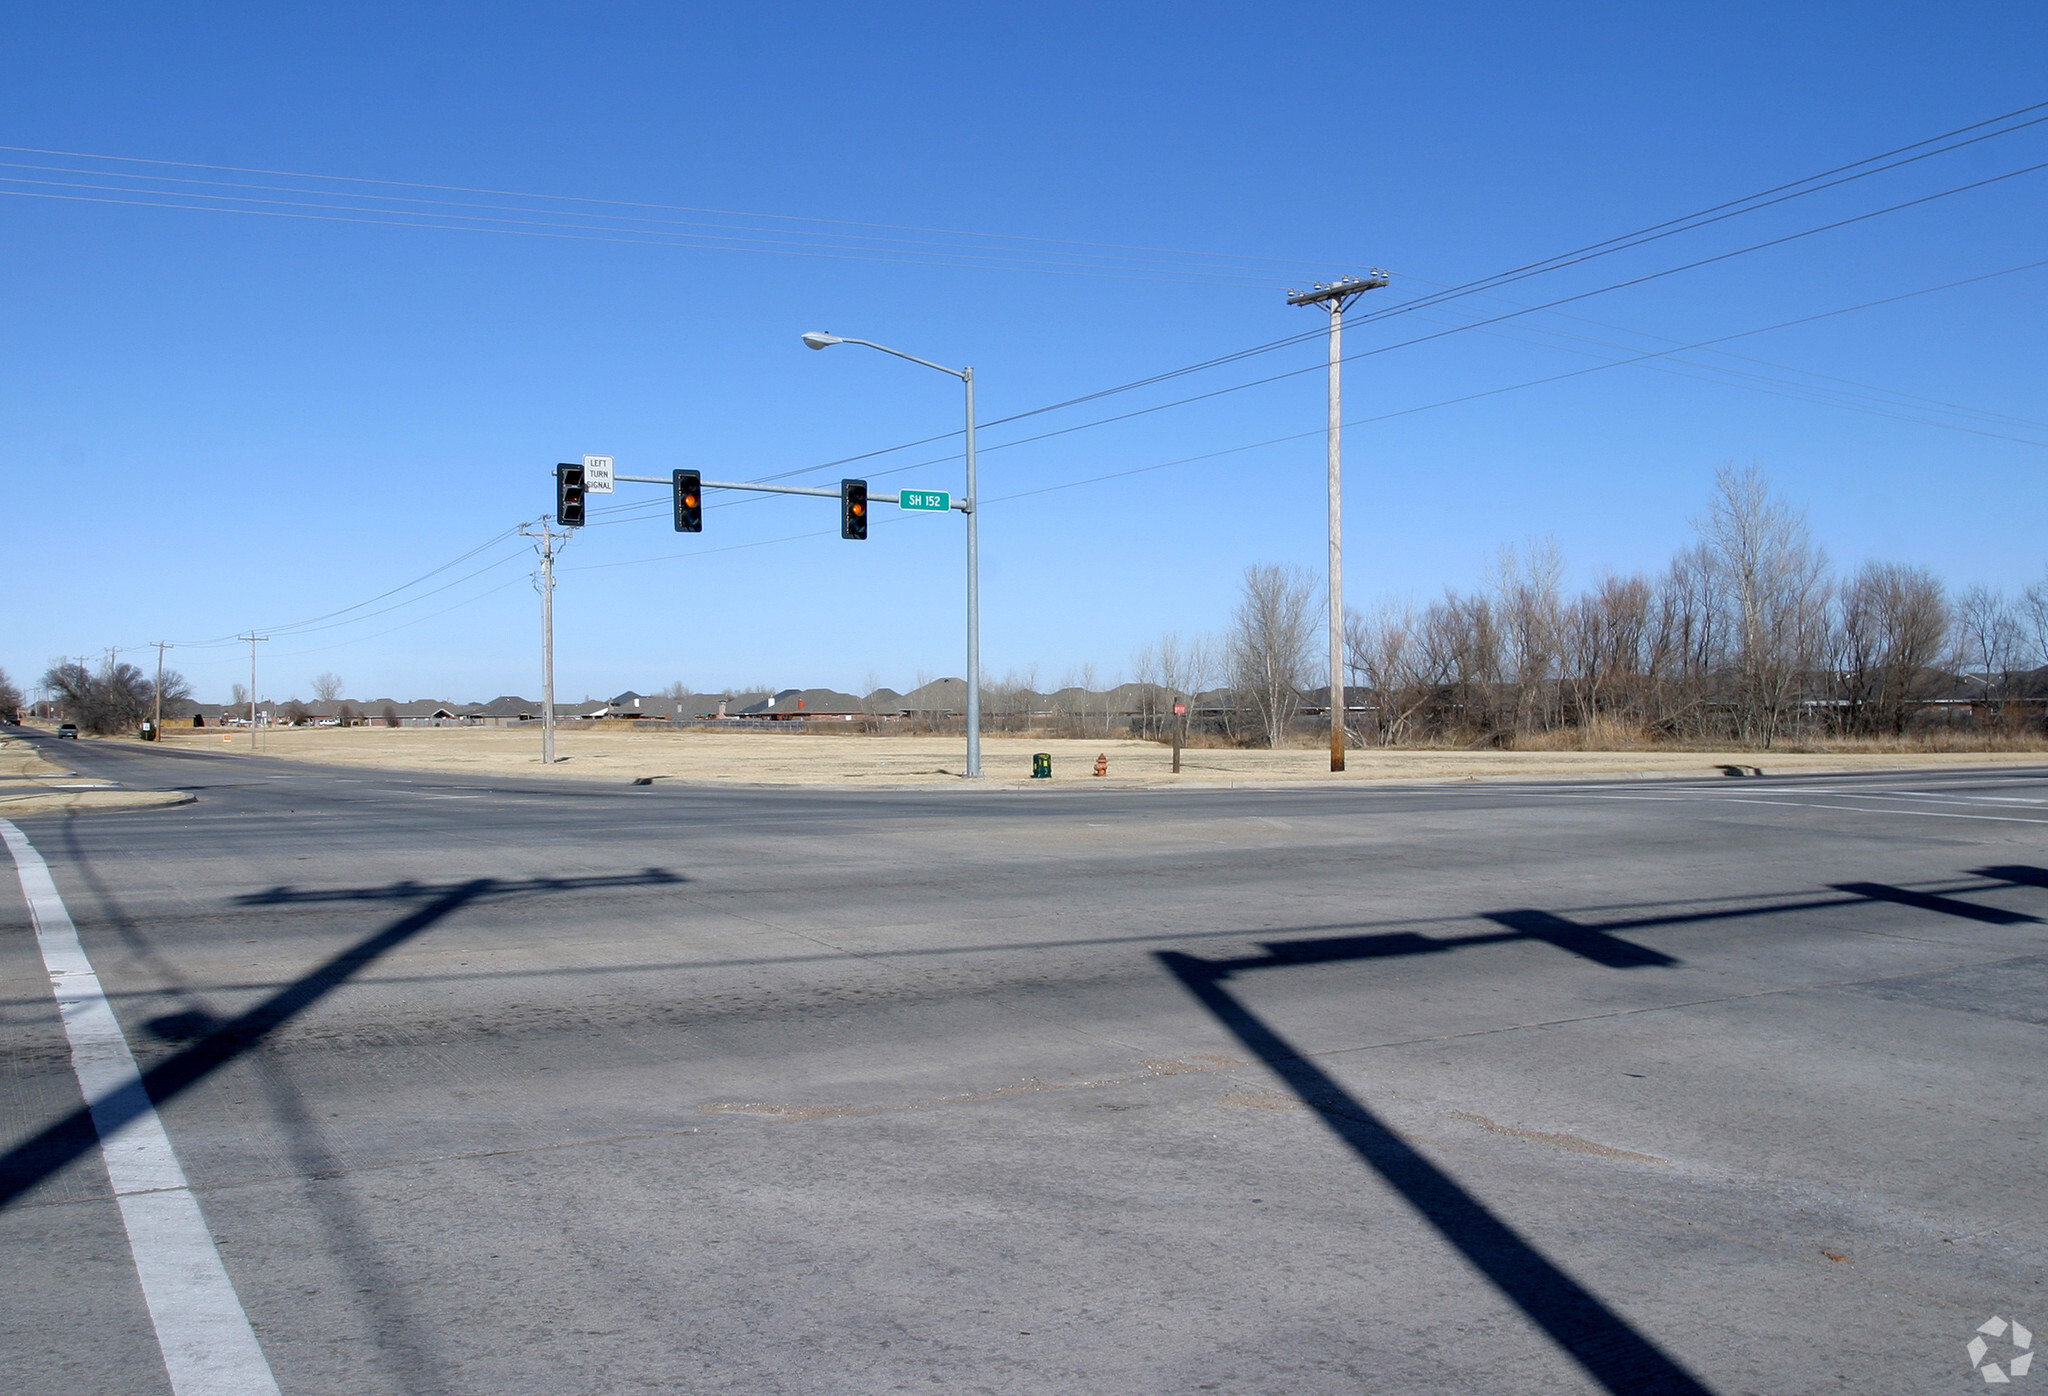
[0,818,281,1396]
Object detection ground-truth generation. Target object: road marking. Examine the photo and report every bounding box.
[0,819,281,1396]
[1486,788,2048,825]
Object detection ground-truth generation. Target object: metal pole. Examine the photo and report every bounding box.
[1326,302,1345,773]
[540,523,558,765]
[964,367,981,779]
[800,332,982,778]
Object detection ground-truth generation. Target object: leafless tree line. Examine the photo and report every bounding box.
[39,660,193,735]
[1332,466,2048,748]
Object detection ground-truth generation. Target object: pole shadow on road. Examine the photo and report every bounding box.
[1152,868,2048,1395]
[0,869,683,1210]
[1156,911,1712,1396]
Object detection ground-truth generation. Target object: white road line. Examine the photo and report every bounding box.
[1738,786,2048,806]
[1706,796,2048,825]
[0,820,281,1396]
[1484,789,2048,824]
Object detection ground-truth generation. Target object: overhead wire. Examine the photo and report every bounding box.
[716,102,2048,487]
[1404,266,2048,434]
[50,101,2048,650]
[182,247,2048,655]
[7,98,2045,298]
[740,163,2048,491]
[0,141,1337,272]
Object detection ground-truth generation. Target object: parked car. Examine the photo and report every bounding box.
[56,723,79,739]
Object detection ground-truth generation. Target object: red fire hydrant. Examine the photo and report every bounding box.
[1093,753,1109,778]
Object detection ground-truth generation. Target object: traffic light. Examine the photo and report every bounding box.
[840,478,868,540]
[672,469,702,532]
[555,462,586,527]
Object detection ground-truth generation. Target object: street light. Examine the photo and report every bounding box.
[803,331,981,779]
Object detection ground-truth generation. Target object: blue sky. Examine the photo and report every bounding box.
[4,3,2044,703]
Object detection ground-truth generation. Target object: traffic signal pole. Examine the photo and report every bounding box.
[963,364,980,782]
[1288,274,1388,773]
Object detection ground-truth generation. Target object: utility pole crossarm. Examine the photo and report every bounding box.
[1285,273,1390,307]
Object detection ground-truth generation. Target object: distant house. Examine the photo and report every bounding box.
[589,691,658,719]
[472,696,540,726]
[738,688,873,721]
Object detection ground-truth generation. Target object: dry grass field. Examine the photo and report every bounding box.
[145,723,2048,788]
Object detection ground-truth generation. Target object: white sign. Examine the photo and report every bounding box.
[582,454,615,494]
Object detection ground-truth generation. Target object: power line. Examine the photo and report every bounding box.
[907,159,2048,469]
[714,107,2048,487]
[0,161,1302,285]
[9,98,2046,308]
[166,253,2048,658]
[1402,264,2048,433]
[0,141,1335,272]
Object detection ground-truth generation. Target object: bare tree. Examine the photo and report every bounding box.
[41,659,156,735]
[1228,565,1315,747]
[1135,632,1215,745]
[0,668,23,721]
[1695,465,1831,746]
[1838,563,1951,734]
[2023,572,2048,671]
[231,682,250,709]
[311,672,345,702]
[1561,574,1655,734]
[1490,538,1566,735]
[1344,603,1431,744]
[1956,586,2024,676]
[1955,584,2024,726]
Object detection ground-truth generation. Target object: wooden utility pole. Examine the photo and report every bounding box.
[152,642,169,740]
[239,635,267,749]
[1287,273,1388,772]
[519,519,568,764]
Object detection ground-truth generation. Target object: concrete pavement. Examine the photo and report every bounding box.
[2,732,2043,1393]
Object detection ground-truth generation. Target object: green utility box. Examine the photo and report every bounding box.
[1031,753,1052,780]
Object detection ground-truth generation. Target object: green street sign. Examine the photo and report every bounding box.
[899,489,952,512]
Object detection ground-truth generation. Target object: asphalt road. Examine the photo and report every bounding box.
[2,734,2044,1394]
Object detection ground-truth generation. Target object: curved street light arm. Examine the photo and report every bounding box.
[831,337,968,381]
